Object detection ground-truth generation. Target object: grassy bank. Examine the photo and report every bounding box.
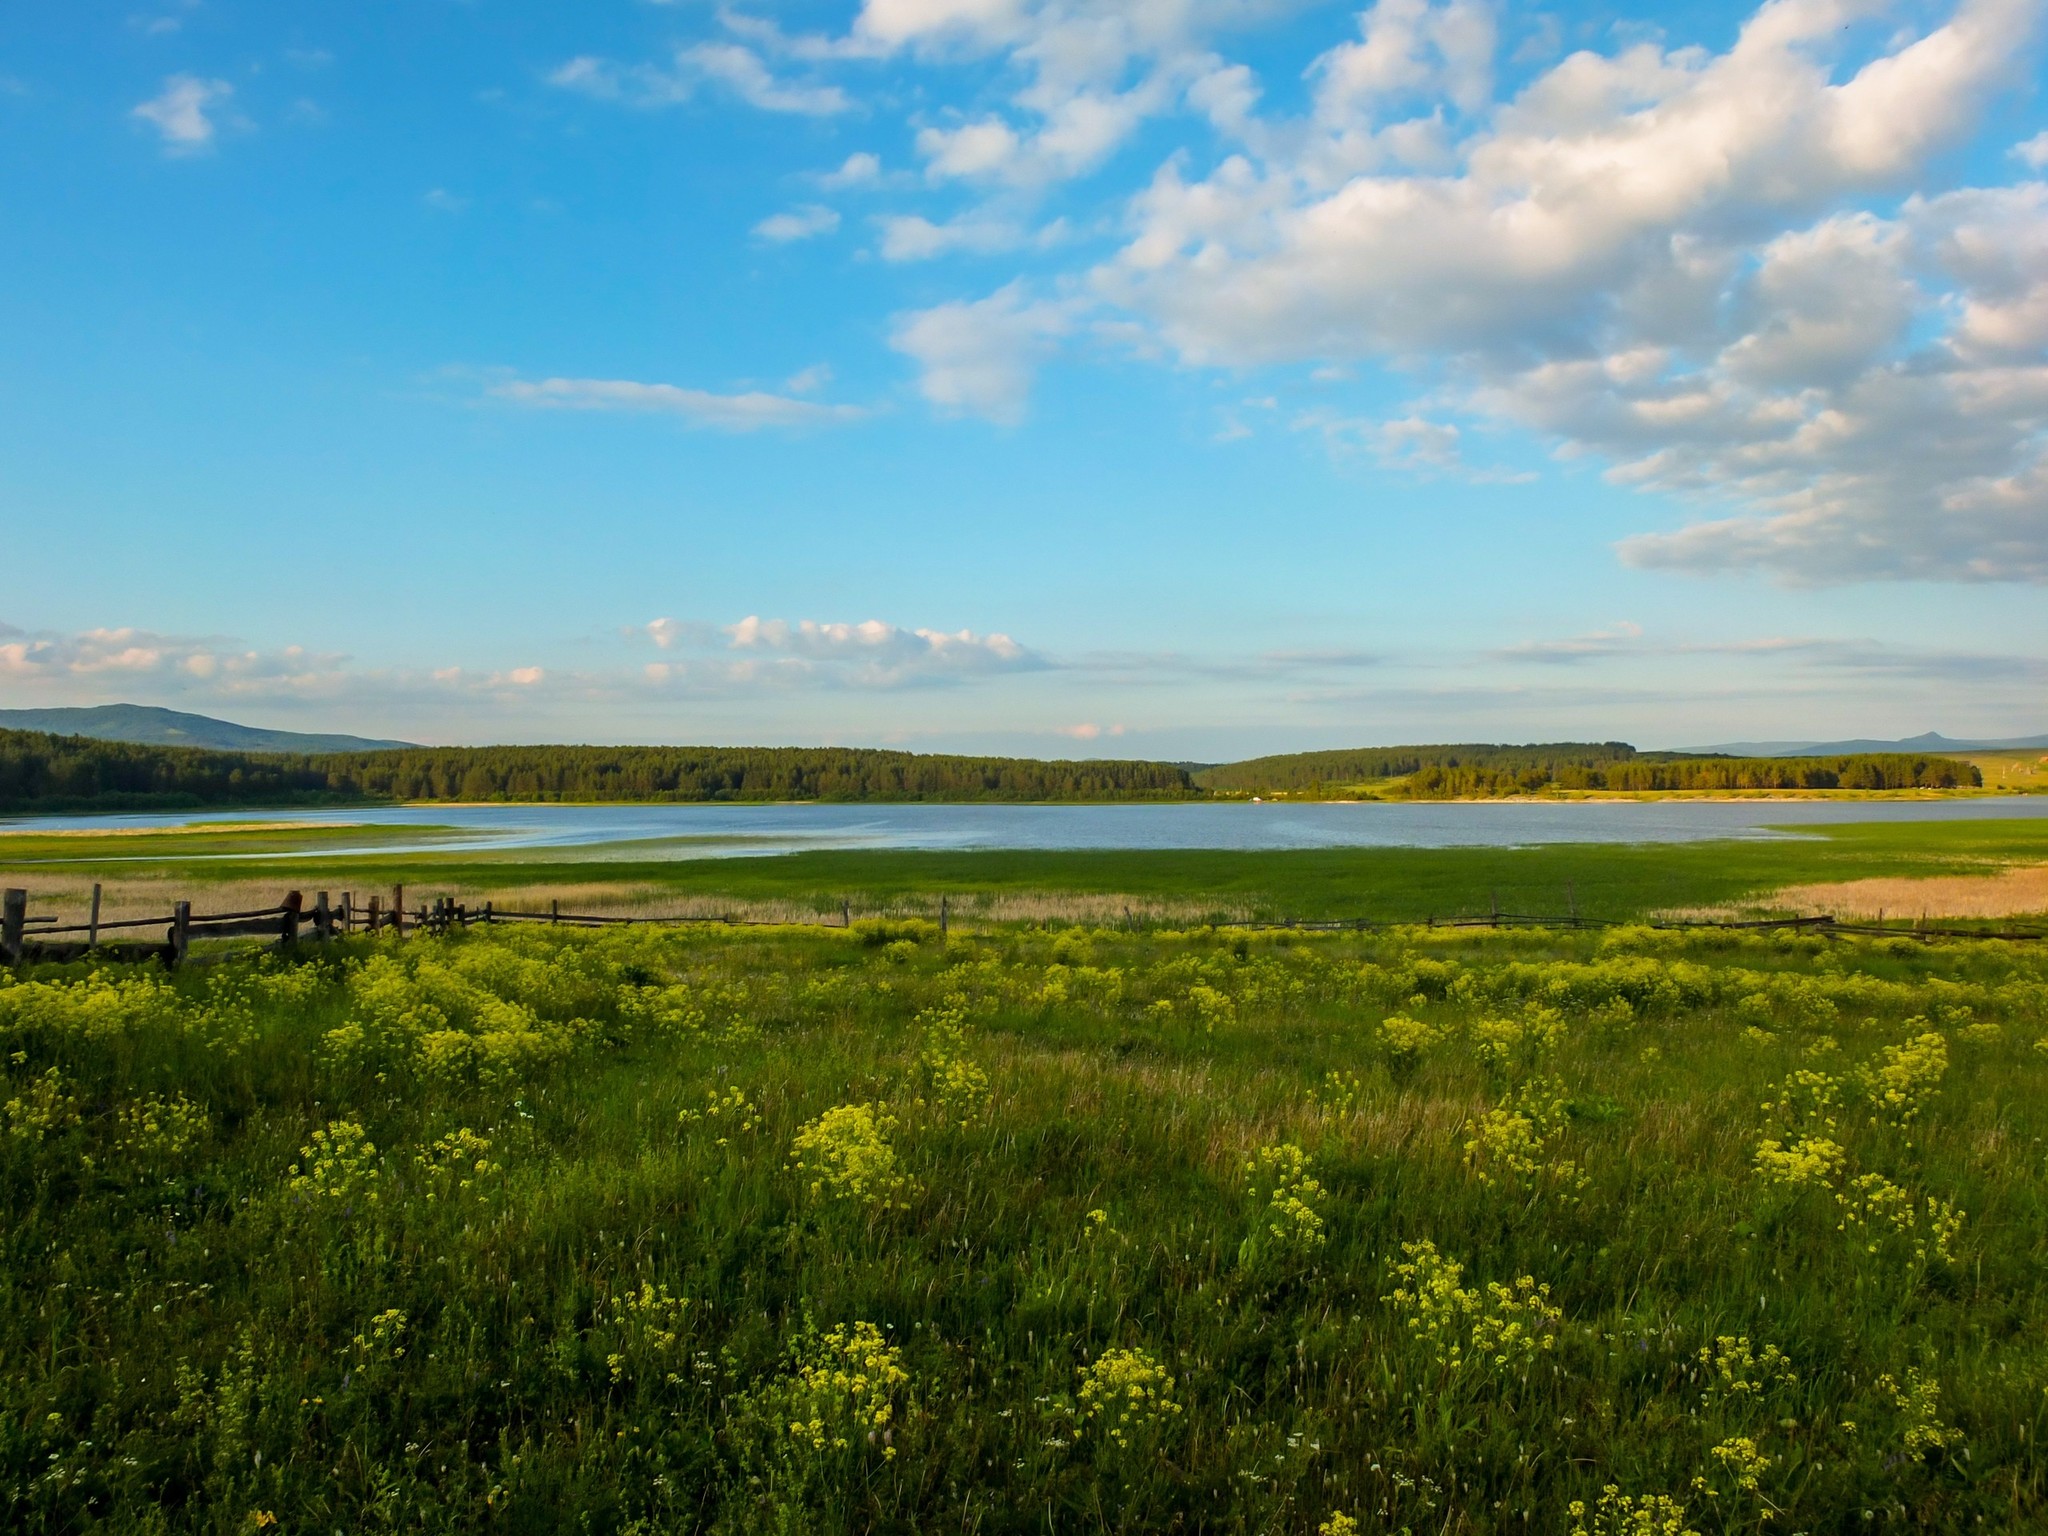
[3,920,2045,1531]
[4,817,2047,926]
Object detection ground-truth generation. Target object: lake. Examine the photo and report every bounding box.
[6,796,2048,860]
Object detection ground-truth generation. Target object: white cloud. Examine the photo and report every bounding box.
[876,210,1027,260]
[1085,0,2048,582]
[754,203,841,241]
[0,623,352,700]
[2017,130,2048,169]
[489,375,866,431]
[132,74,233,152]
[550,43,850,115]
[1500,621,1647,663]
[637,612,1043,690]
[890,282,1076,421]
[821,151,884,187]
[784,363,834,394]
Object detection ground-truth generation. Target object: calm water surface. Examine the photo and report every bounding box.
[5,798,2047,861]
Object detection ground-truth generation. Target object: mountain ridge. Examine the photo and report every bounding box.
[0,704,413,755]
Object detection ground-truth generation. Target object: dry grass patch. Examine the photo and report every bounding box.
[1756,864,2048,920]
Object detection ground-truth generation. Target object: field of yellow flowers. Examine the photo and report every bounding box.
[3,918,2045,1532]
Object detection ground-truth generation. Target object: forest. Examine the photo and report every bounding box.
[0,728,1981,814]
[0,729,1196,812]
[1195,743,1981,797]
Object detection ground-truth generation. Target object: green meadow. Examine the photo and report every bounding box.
[5,914,2048,1532]
[4,815,2047,924]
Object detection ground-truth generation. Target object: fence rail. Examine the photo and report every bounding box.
[0,883,2040,969]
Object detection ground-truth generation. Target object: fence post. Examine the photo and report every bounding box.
[88,883,103,950]
[842,900,851,929]
[550,899,559,926]
[367,894,382,933]
[392,885,405,939]
[483,900,493,925]
[1,889,25,963]
[314,891,331,939]
[939,895,948,939]
[170,901,190,968]
[281,890,303,947]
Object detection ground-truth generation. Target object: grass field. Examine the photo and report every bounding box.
[1965,753,2048,795]
[4,816,2048,927]
[4,918,2047,1532]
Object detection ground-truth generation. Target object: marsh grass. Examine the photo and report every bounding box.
[3,920,2048,1530]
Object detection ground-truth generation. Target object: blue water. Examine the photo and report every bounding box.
[4,797,2046,861]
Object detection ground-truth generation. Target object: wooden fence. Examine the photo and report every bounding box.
[0,883,872,968]
[0,883,2037,969]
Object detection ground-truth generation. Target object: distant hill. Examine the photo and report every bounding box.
[1689,731,2048,756]
[0,704,412,755]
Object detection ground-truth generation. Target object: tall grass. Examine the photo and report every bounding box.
[3,920,2045,1531]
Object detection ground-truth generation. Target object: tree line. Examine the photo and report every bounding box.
[0,730,1196,812]
[1193,742,1643,794]
[0,727,1980,814]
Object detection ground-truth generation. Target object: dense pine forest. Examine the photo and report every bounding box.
[1195,743,1981,796]
[0,730,1196,812]
[0,728,1981,814]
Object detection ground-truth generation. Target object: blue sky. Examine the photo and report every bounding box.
[2,0,2046,756]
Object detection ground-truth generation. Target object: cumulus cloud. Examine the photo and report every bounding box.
[636,613,1043,690]
[132,74,233,152]
[890,282,1076,421]
[1085,0,2048,582]
[754,203,840,242]
[550,43,850,115]
[876,210,1031,260]
[0,624,346,694]
[489,374,865,430]
[543,0,2048,582]
[820,151,885,187]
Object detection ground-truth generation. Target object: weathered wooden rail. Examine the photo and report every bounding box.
[0,883,869,967]
[0,883,2037,969]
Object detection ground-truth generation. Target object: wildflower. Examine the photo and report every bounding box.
[1567,1486,1699,1536]
[1752,1135,1845,1190]
[1859,1030,1948,1127]
[1707,1435,1774,1492]
[110,1092,209,1160]
[1315,1069,1364,1114]
[348,1308,409,1363]
[1877,1368,1963,1456]
[605,1283,691,1383]
[1384,1239,1560,1373]
[679,1087,762,1145]
[1761,1068,1841,1136]
[415,1128,500,1200]
[775,1321,909,1457]
[1319,1514,1360,1536]
[1,1069,79,1144]
[1834,1174,1964,1264]
[1076,1347,1181,1448]
[1696,1337,1796,1405]
[1241,1142,1327,1260]
[1378,1014,1442,1068]
[916,1001,992,1125]
[1464,1077,1585,1195]
[789,1103,915,1209]
[287,1119,380,1205]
